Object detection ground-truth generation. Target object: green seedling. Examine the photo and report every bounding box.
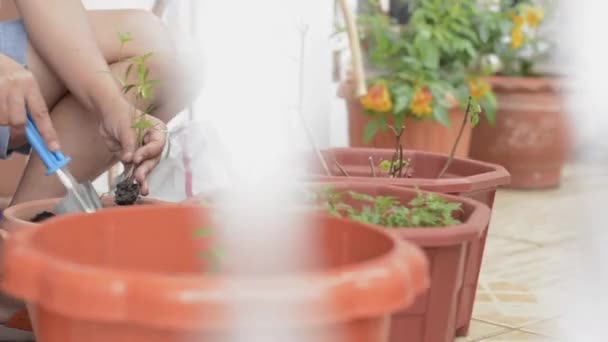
[114,32,168,179]
[319,187,462,228]
[110,32,170,205]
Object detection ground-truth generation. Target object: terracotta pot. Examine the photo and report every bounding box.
[321,183,489,342]
[469,76,569,189]
[0,196,170,333]
[339,80,472,157]
[311,147,510,337]
[1,205,429,342]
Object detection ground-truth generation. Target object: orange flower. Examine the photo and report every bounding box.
[524,5,544,28]
[360,82,393,113]
[511,13,525,27]
[468,79,490,100]
[410,87,433,118]
[510,26,524,49]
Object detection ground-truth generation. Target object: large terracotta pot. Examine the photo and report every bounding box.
[1,205,428,342]
[0,196,170,333]
[339,79,472,157]
[469,76,569,189]
[311,147,510,337]
[323,183,490,342]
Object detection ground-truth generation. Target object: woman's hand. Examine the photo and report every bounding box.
[98,103,167,195]
[0,53,59,150]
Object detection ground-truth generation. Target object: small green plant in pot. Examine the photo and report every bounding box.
[317,186,463,228]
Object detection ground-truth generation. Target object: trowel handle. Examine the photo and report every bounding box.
[25,114,71,175]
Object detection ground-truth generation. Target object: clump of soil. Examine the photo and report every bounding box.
[30,211,56,223]
[114,179,141,206]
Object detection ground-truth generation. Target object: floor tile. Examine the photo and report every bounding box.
[489,191,578,247]
[481,236,537,271]
[520,318,563,338]
[479,330,554,341]
[463,319,511,341]
[472,279,561,328]
[478,244,573,293]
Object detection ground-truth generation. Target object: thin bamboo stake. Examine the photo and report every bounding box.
[337,0,367,97]
[368,156,376,177]
[334,160,350,177]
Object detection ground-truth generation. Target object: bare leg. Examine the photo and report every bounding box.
[8,9,198,204]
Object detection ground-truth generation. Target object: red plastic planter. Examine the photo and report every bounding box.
[313,147,510,337]
[1,205,428,342]
[324,183,490,342]
[0,196,170,333]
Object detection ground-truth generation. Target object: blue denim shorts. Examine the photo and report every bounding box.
[0,19,29,160]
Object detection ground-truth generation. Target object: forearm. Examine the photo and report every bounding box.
[16,0,126,115]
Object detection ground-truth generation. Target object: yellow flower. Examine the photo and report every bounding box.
[468,79,490,100]
[524,6,544,28]
[510,26,525,49]
[511,13,525,27]
[360,82,393,113]
[410,87,433,118]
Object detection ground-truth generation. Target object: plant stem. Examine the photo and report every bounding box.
[389,125,405,178]
[398,144,404,178]
[369,156,376,177]
[437,96,472,179]
[334,160,350,177]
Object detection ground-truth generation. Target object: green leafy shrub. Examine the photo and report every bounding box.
[317,187,463,228]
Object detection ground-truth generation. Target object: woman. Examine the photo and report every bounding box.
[0,0,196,205]
[0,1,197,333]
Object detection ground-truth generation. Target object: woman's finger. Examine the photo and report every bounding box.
[133,128,165,164]
[134,158,159,195]
[7,90,26,129]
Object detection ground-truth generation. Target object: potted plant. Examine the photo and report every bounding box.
[314,183,490,342]
[304,94,509,337]
[339,0,497,157]
[1,204,429,342]
[469,1,569,188]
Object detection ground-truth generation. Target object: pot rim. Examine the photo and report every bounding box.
[316,147,511,194]
[2,205,429,330]
[2,196,169,227]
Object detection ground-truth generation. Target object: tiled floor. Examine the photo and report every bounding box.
[454,162,598,341]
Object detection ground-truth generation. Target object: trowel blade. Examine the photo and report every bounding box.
[54,182,101,215]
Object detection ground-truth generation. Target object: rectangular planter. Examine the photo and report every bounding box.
[322,183,490,342]
[313,148,510,337]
